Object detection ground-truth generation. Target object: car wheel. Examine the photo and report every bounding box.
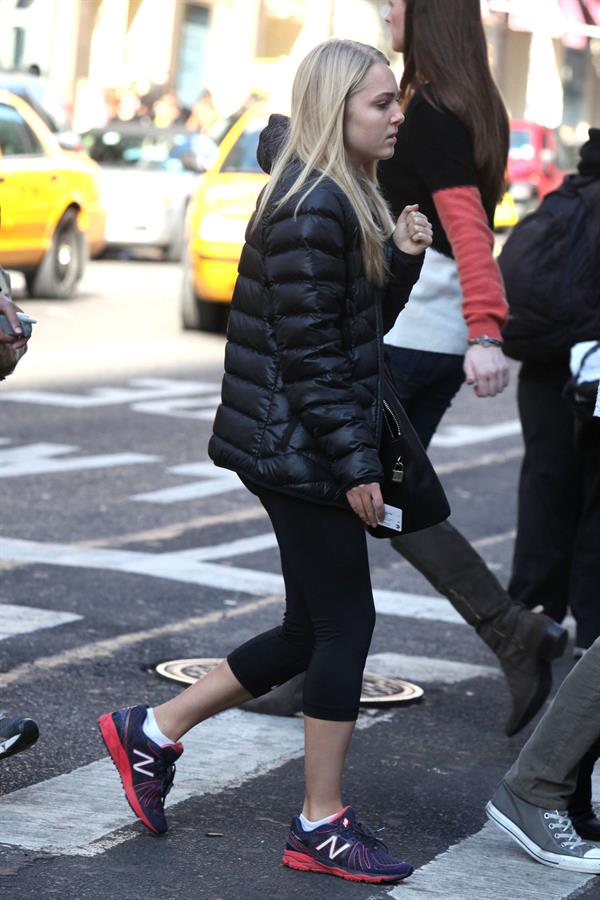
[26,211,86,299]
[181,253,201,329]
[180,253,227,333]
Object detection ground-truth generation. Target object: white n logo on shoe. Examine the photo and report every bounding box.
[316,835,352,860]
[132,748,155,778]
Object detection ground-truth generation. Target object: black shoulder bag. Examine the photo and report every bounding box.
[368,365,450,537]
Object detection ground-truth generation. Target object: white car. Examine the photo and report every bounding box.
[82,124,219,260]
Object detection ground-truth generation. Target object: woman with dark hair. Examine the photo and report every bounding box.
[377,0,567,738]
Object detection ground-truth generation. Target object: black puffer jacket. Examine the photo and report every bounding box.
[208,164,423,506]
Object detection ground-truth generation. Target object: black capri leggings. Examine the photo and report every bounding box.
[227,482,376,721]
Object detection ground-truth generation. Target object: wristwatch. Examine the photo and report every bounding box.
[468,335,503,348]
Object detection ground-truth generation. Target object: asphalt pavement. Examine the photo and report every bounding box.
[0,259,597,900]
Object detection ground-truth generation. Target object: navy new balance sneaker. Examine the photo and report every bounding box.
[282,806,413,883]
[0,715,39,761]
[98,704,183,834]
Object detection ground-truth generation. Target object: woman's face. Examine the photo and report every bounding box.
[384,0,407,54]
[344,62,404,167]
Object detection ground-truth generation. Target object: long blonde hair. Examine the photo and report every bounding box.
[254,39,394,285]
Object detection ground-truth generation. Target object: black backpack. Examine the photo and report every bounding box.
[499,174,600,362]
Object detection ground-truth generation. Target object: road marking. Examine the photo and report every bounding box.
[389,818,595,899]
[0,535,464,625]
[174,532,279,561]
[0,710,306,853]
[434,447,523,475]
[131,462,242,504]
[0,603,81,639]
[367,653,497,684]
[0,506,269,572]
[0,378,218,409]
[0,595,281,690]
[0,707,385,855]
[131,448,525,506]
[131,395,221,420]
[431,421,521,448]
[0,442,158,478]
[0,534,473,688]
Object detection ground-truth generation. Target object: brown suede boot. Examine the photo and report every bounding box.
[240,673,304,716]
[390,521,568,736]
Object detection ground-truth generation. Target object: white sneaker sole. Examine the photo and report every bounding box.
[486,801,600,874]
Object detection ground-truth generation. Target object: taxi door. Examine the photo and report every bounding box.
[0,99,59,267]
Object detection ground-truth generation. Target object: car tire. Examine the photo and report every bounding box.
[180,254,227,333]
[164,221,185,263]
[26,211,86,299]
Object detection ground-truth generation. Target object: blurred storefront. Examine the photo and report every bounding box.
[0,0,386,129]
[0,0,596,144]
[482,0,600,147]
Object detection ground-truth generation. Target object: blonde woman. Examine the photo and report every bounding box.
[98,39,431,884]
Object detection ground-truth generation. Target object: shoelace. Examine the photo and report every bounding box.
[546,810,589,850]
[350,820,388,851]
[161,763,177,801]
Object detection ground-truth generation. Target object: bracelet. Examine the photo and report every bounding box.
[468,335,503,348]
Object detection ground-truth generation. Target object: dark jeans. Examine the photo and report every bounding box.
[384,345,465,448]
[228,482,376,721]
[509,361,600,648]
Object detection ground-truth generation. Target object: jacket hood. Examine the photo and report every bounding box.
[257,113,290,175]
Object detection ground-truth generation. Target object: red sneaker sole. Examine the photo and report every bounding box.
[282,850,412,883]
[97,712,163,835]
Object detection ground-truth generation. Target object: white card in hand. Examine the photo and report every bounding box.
[380,504,403,532]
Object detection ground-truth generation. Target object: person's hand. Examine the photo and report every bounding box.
[393,204,433,255]
[0,341,26,377]
[346,482,384,527]
[464,344,510,398]
[0,294,29,350]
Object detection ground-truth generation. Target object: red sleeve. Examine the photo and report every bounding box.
[432,186,507,341]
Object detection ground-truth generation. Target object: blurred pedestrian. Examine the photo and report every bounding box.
[98,38,432,884]
[0,267,40,761]
[251,0,567,737]
[500,128,600,656]
[153,89,188,128]
[185,88,219,134]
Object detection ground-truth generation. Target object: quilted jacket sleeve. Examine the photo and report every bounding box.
[263,188,384,493]
[381,239,424,334]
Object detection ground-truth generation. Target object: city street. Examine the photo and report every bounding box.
[0,258,595,900]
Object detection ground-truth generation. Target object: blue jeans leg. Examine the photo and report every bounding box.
[384,345,465,449]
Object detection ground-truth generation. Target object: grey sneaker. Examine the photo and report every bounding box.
[486,781,600,873]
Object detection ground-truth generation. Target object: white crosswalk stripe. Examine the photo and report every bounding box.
[0,653,498,856]
[0,535,466,625]
[388,796,600,900]
[0,603,81,639]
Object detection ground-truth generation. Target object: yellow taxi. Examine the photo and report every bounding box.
[494,190,519,230]
[0,88,105,298]
[181,106,270,331]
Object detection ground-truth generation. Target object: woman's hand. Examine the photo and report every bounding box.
[346,482,384,527]
[0,294,29,351]
[393,204,433,255]
[464,344,510,397]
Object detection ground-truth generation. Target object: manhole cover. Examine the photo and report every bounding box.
[156,659,424,707]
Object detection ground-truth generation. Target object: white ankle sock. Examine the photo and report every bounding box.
[299,811,339,831]
[142,707,174,747]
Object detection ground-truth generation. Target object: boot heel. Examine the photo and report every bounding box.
[539,621,568,661]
